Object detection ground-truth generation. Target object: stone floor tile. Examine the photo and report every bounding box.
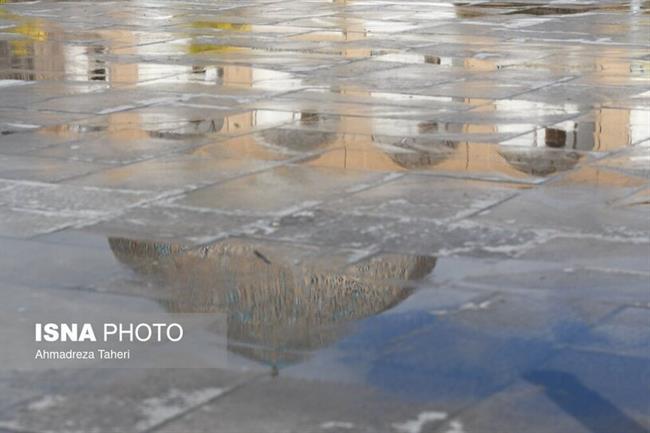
[567,307,650,359]
[0,236,123,289]
[461,266,650,305]
[187,130,326,161]
[512,82,645,110]
[320,174,524,221]
[526,349,650,429]
[0,207,86,238]
[435,370,648,433]
[0,130,80,156]
[156,376,450,433]
[0,368,259,433]
[475,166,650,238]
[596,145,650,178]
[520,236,650,273]
[85,204,263,244]
[172,164,389,216]
[0,0,648,431]
[65,154,279,192]
[31,132,209,165]
[0,81,109,111]
[30,88,186,115]
[0,108,90,133]
[259,208,542,257]
[0,154,108,182]
[0,180,155,217]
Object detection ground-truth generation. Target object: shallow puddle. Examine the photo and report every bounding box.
[108,237,437,366]
[0,0,648,431]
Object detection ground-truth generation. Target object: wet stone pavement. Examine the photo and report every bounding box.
[0,0,649,432]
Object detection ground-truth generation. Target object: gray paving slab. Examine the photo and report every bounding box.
[474,166,650,238]
[0,154,109,182]
[0,206,87,238]
[0,130,82,155]
[85,204,264,244]
[0,368,259,433]
[31,131,211,165]
[596,145,650,178]
[0,81,109,111]
[519,235,650,273]
[0,108,90,133]
[258,208,543,257]
[0,0,649,431]
[0,180,155,216]
[434,366,649,433]
[566,307,650,358]
[65,154,280,192]
[0,236,123,289]
[461,265,650,305]
[172,164,390,216]
[320,175,523,221]
[156,376,452,433]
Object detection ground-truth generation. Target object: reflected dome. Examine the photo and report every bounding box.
[108,237,436,367]
[258,128,337,152]
[375,136,458,170]
[499,148,582,177]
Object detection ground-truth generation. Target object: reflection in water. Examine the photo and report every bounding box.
[108,237,436,367]
[40,108,302,152]
[498,148,581,176]
[0,2,648,429]
[0,12,63,81]
[260,128,336,153]
[1,5,646,178]
[524,370,649,433]
[299,129,585,179]
[387,139,458,170]
[453,1,630,17]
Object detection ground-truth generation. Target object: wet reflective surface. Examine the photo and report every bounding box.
[0,0,649,432]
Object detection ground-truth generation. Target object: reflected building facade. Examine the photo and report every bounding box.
[0,4,648,180]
